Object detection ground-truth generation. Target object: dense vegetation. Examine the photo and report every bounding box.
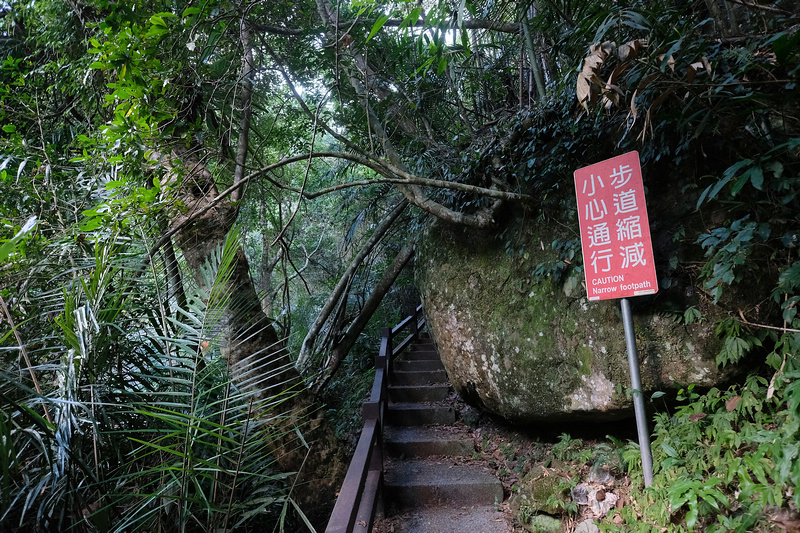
[1,0,799,531]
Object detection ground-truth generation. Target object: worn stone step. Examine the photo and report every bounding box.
[393,359,445,372]
[403,340,435,350]
[383,459,503,510]
[389,384,449,403]
[378,506,510,533]
[384,426,474,458]
[391,369,447,386]
[387,402,455,426]
[402,348,440,361]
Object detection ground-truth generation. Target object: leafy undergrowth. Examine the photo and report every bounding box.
[452,361,800,533]
[456,402,636,533]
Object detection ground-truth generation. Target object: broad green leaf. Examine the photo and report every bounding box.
[697,175,731,208]
[79,216,103,232]
[731,171,750,196]
[400,7,422,30]
[661,441,678,458]
[366,13,391,42]
[146,25,168,38]
[749,165,764,190]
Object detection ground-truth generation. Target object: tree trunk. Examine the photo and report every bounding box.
[257,196,281,316]
[162,147,344,527]
[521,17,546,99]
[152,15,347,519]
[315,241,416,392]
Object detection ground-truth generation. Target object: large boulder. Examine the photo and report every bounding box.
[416,216,730,422]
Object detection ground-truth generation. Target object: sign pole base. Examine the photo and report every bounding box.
[620,298,654,488]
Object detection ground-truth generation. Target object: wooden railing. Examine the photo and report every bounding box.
[324,304,426,533]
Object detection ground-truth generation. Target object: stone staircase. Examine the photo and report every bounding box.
[377,337,510,533]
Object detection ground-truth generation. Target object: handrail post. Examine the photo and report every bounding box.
[379,327,392,417]
[382,326,393,354]
[414,304,424,338]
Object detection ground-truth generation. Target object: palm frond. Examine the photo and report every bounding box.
[0,225,311,532]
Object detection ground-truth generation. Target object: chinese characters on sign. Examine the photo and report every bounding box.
[574,151,658,301]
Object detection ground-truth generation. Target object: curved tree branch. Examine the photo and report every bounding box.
[296,200,408,369]
[314,240,416,392]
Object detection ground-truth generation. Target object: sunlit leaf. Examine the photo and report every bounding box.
[366,13,390,42]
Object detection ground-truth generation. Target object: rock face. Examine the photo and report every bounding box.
[416,216,728,422]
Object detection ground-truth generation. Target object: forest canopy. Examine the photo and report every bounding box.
[1,0,799,531]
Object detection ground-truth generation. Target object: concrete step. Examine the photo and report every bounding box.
[402,348,440,361]
[379,506,510,533]
[393,359,445,372]
[387,403,455,426]
[384,426,474,458]
[391,369,447,386]
[411,339,436,347]
[389,384,449,403]
[383,459,504,510]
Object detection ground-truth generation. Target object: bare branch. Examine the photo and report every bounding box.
[271,95,326,246]
[146,145,530,266]
[297,200,408,369]
[303,172,531,202]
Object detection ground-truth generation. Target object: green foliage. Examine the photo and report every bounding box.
[606,341,800,531]
[698,216,770,303]
[667,477,727,530]
[0,228,308,532]
[0,215,38,263]
[714,318,762,367]
[2,0,800,529]
[551,433,591,464]
[529,239,582,283]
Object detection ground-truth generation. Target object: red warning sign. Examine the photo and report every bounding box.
[574,151,658,301]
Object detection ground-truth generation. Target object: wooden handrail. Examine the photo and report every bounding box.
[324,304,426,533]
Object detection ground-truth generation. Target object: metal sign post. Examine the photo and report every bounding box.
[621,298,654,487]
[574,151,656,487]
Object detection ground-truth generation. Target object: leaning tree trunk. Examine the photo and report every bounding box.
[315,241,416,392]
[164,19,345,526]
[297,200,408,369]
[161,146,345,526]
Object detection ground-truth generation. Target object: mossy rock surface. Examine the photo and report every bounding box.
[518,513,563,533]
[416,215,732,422]
[509,465,570,516]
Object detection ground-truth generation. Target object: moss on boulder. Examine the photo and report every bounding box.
[416,216,729,422]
